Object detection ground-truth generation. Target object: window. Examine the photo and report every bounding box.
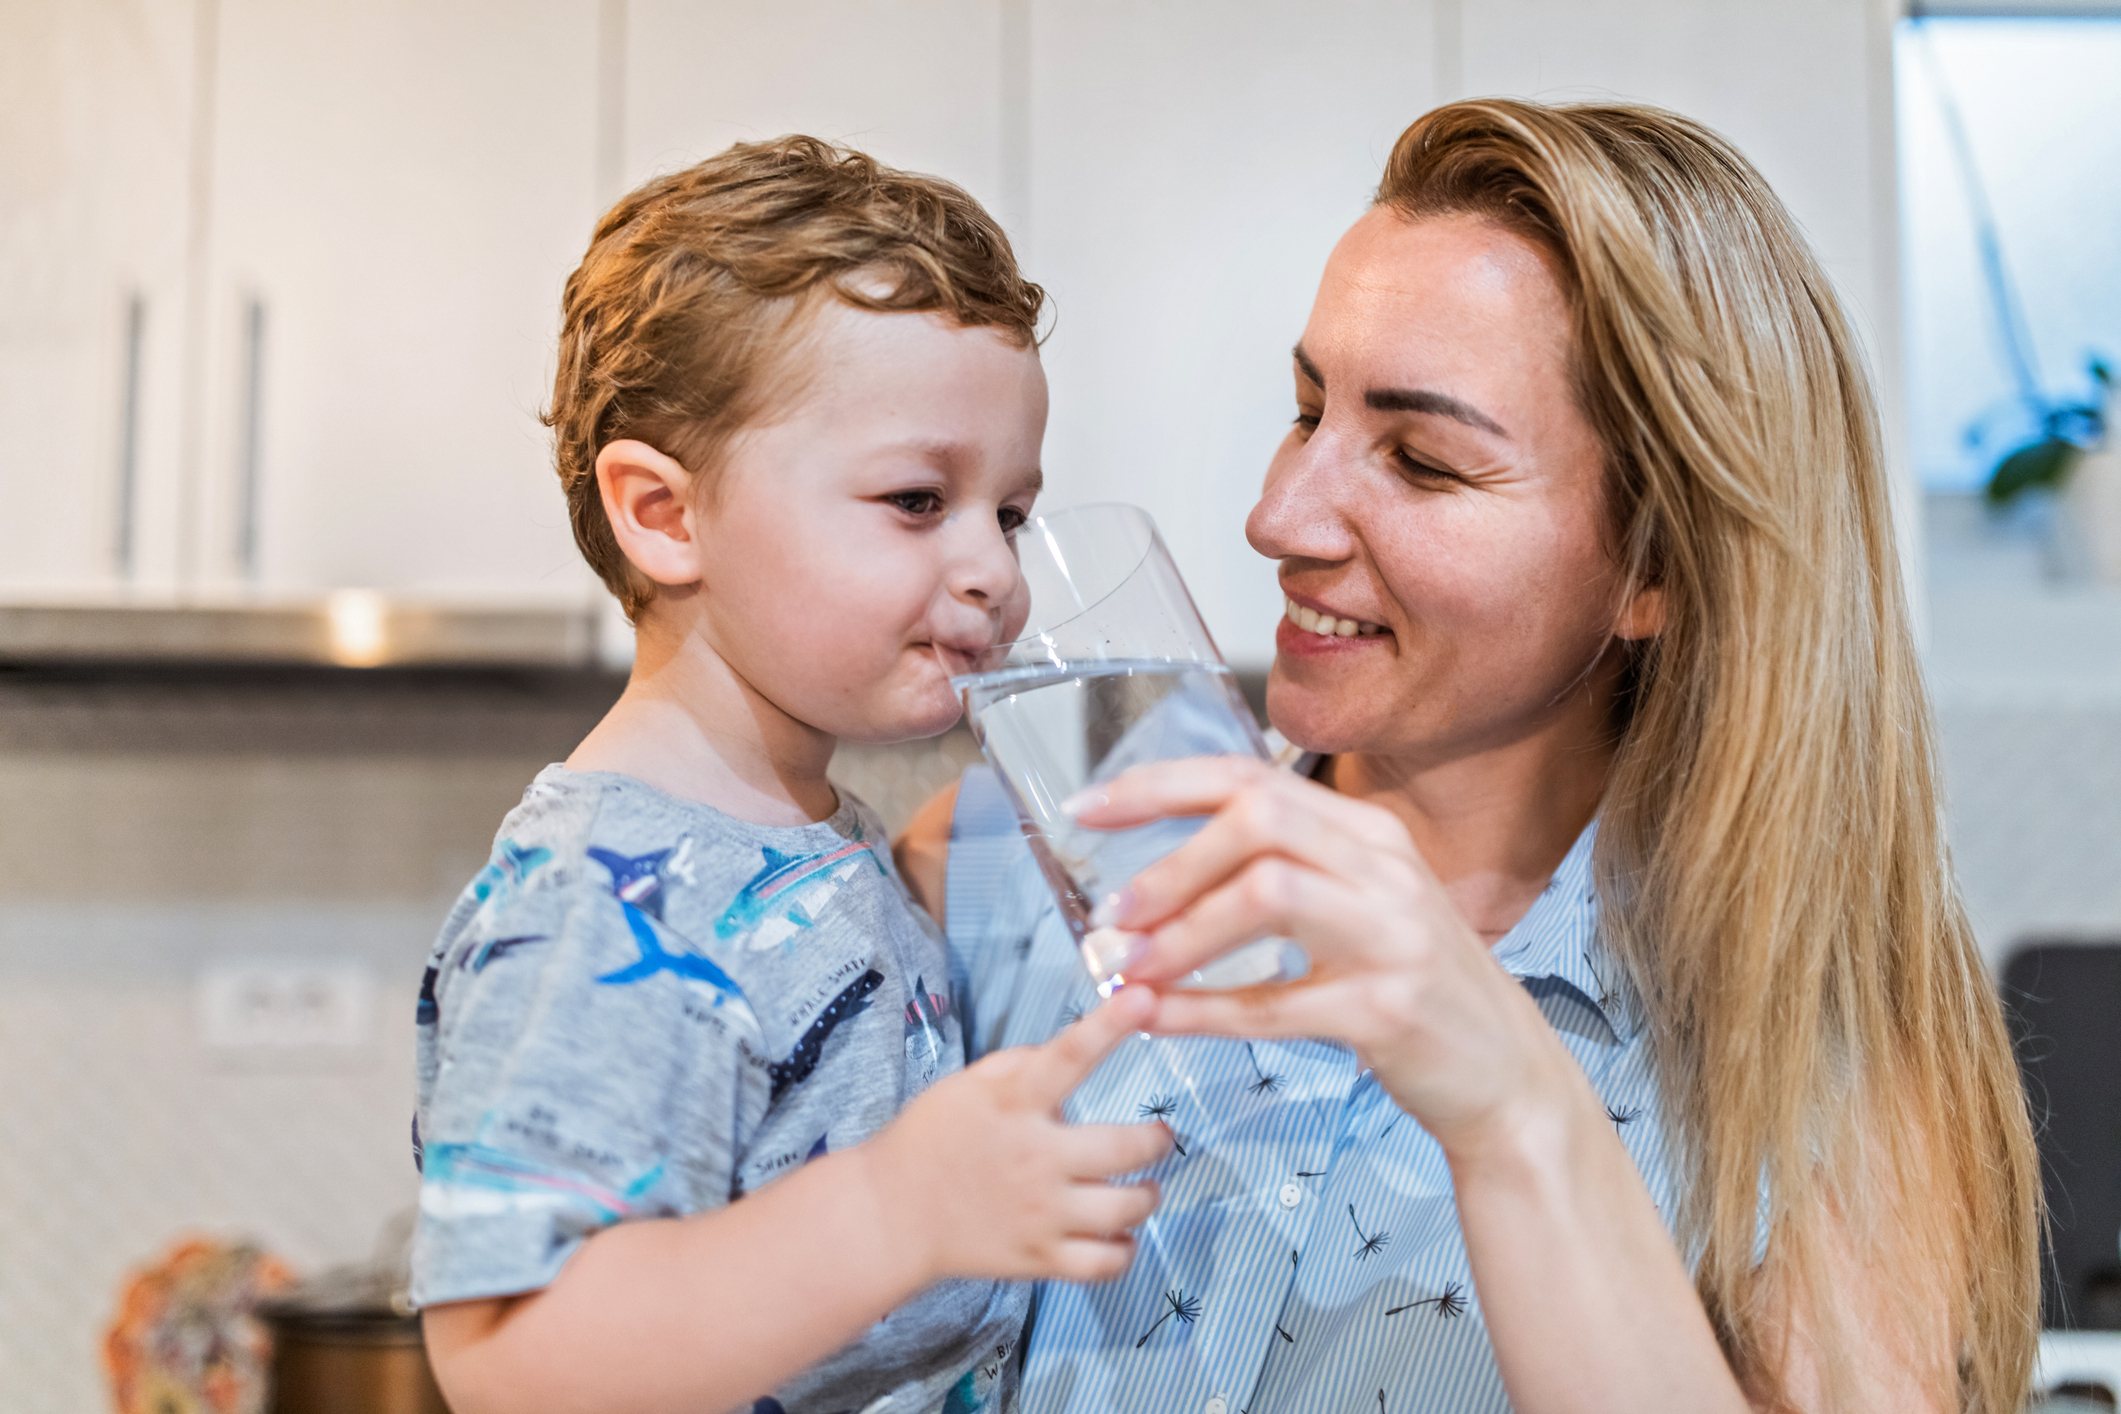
[1896,15,2121,494]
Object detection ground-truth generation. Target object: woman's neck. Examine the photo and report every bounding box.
[1325,686,1617,946]
[567,610,841,826]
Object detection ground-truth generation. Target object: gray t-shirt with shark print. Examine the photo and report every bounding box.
[411,764,1025,1414]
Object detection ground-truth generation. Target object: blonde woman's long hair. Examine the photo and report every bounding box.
[1378,101,2038,1411]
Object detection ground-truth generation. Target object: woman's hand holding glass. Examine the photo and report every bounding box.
[1071,756,1582,1161]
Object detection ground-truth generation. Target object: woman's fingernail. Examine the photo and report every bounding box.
[1120,932,1152,970]
[1082,925,1150,979]
[1089,890,1135,929]
[1061,787,1109,818]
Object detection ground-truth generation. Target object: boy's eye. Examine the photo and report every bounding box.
[999,505,1029,534]
[886,490,945,518]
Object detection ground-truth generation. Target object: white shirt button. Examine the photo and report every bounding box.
[1278,1181,1304,1209]
[1205,1397,1229,1414]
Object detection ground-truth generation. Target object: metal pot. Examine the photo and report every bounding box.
[259,1276,449,1414]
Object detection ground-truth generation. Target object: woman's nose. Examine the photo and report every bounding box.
[1247,438,1357,564]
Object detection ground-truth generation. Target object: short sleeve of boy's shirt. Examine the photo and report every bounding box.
[409,781,771,1306]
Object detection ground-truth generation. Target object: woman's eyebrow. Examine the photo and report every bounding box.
[1292,342,1511,440]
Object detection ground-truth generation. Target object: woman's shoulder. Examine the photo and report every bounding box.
[893,778,960,924]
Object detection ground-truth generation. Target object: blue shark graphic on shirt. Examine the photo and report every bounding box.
[904,974,954,1041]
[942,1369,985,1414]
[768,969,884,1101]
[941,1335,1015,1414]
[422,1140,666,1224]
[472,839,553,913]
[594,900,748,1008]
[587,841,694,921]
[714,836,884,951]
[464,933,548,972]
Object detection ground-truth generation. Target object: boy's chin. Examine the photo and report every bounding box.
[837,687,965,747]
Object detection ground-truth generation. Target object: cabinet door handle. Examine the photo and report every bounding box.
[236,294,266,582]
[114,290,145,580]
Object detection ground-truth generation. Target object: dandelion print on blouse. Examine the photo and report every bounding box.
[1244,1043,1284,1096]
[1386,1282,1468,1320]
[1137,1094,1189,1157]
[1348,1203,1391,1262]
[1134,1289,1203,1348]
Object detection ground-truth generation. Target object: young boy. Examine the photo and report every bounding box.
[411,137,1169,1414]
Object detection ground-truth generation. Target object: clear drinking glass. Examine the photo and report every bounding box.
[948,503,1303,995]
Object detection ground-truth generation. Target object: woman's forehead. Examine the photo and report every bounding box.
[1304,208,1574,391]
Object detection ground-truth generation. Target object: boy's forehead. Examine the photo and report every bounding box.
[773,300,1047,435]
[800,298,1035,372]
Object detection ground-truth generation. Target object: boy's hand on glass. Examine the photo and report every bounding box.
[864,986,1171,1286]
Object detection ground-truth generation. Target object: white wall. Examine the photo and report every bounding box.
[1018,0,1906,665]
[598,0,1907,668]
[1019,0,1444,668]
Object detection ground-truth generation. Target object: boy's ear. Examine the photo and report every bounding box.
[595,439,703,591]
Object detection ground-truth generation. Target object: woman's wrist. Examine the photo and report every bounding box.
[1434,1044,1594,1185]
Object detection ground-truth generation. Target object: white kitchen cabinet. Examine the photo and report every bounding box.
[619,0,1013,228]
[1022,0,1442,667]
[0,0,199,599]
[187,0,605,601]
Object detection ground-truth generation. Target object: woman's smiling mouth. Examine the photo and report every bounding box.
[1283,596,1388,639]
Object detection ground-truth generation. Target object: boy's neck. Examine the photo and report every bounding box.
[568,609,841,827]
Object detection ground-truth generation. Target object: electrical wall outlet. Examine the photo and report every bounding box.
[197,960,377,1054]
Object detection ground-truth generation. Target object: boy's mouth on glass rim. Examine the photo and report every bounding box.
[926,638,992,680]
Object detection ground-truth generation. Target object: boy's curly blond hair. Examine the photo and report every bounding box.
[545,136,1045,619]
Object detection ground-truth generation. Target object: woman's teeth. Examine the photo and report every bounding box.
[1285,599,1384,638]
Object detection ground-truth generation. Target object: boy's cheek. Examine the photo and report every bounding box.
[997,583,1032,646]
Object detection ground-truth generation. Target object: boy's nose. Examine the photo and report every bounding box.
[939,528,1027,646]
[948,521,1023,607]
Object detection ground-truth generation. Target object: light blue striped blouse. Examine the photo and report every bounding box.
[945,761,1682,1414]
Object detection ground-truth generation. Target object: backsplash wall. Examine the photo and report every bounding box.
[0,667,977,1414]
[0,668,2112,1413]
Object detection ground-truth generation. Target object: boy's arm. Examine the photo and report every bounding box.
[423,1141,922,1414]
[423,987,1170,1414]
[893,780,960,926]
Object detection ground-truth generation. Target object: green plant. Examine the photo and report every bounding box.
[1986,356,2113,507]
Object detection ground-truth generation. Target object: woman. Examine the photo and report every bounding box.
[899,100,2038,1412]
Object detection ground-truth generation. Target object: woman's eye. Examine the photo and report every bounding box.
[998,505,1029,534]
[886,490,945,517]
[1393,450,1459,484]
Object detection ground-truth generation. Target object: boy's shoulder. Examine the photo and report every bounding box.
[449,765,902,940]
[451,764,671,907]
[471,763,886,872]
